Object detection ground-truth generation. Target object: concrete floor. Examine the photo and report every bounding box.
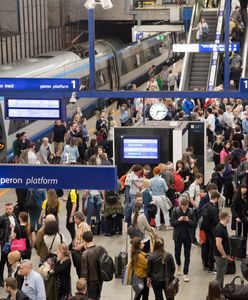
[0,188,243,300]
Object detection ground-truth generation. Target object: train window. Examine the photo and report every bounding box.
[121,55,136,75]
[8,120,35,135]
[96,70,105,88]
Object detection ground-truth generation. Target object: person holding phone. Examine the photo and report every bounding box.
[171,198,196,283]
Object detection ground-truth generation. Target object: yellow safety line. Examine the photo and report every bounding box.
[0,189,10,197]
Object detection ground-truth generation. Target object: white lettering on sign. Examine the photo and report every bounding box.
[0,177,58,186]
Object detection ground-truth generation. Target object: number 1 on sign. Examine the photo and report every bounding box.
[244,80,248,89]
[71,80,76,89]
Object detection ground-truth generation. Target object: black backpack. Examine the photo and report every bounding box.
[200,203,211,232]
[98,251,115,281]
[105,190,118,205]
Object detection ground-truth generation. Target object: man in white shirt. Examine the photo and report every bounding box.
[20,260,46,300]
[206,107,216,146]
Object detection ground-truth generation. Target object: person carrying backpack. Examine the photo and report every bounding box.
[81,231,114,300]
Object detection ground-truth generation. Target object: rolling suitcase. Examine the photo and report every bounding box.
[230,225,247,259]
[91,219,101,235]
[115,234,128,278]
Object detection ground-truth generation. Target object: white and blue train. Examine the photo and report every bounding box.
[0,32,185,161]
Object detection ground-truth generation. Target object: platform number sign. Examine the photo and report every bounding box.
[240,78,248,93]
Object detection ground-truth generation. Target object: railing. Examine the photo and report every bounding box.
[241,9,248,78]
[206,0,225,90]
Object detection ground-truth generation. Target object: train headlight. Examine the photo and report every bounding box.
[0,142,5,150]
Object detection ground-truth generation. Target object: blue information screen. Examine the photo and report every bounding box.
[121,136,160,164]
[240,78,248,93]
[0,78,80,91]
[199,43,240,53]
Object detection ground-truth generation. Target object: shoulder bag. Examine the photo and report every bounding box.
[223,276,248,300]
[165,254,179,298]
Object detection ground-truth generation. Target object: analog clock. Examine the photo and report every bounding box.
[149,103,168,121]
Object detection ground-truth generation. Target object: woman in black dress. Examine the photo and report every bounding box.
[212,135,224,167]
[54,243,71,300]
[175,160,191,191]
[14,212,32,259]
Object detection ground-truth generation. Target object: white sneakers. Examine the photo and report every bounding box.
[177,266,190,282]
[183,275,190,282]
[176,266,182,276]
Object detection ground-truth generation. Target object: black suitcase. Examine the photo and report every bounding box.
[91,220,101,235]
[115,251,128,278]
[115,234,128,278]
[226,259,236,275]
[230,235,247,259]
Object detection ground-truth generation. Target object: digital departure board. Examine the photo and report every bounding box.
[5,98,66,120]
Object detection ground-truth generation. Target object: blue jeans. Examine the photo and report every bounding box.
[86,195,102,225]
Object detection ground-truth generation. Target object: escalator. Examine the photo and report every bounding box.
[188,9,218,90]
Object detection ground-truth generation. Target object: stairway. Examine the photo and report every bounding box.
[188,10,218,90]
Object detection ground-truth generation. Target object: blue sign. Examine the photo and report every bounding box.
[136,32,143,40]
[0,165,118,190]
[0,78,80,91]
[240,78,248,93]
[199,43,240,53]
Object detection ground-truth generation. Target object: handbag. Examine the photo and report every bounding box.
[11,238,27,251]
[165,254,179,298]
[122,263,133,286]
[131,273,144,295]
[162,196,173,211]
[127,225,144,239]
[223,276,248,300]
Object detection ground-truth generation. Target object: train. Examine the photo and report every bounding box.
[0,31,185,161]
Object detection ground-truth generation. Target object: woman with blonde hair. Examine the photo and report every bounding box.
[54,243,71,300]
[7,250,23,289]
[141,179,152,221]
[38,189,61,224]
[212,135,224,166]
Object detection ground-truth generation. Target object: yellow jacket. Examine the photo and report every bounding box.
[134,252,148,278]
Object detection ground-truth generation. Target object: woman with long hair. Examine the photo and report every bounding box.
[220,141,231,164]
[223,155,234,207]
[147,237,176,300]
[132,202,156,253]
[175,160,191,190]
[231,184,248,238]
[54,243,71,300]
[38,189,61,224]
[14,212,32,259]
[206,280,225,300]
[61,138,79,164]
[212,135,224,166]
[130,237,149,300]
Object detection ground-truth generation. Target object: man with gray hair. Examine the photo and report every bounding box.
[20,259,46,300]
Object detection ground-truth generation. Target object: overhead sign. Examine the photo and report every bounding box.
[156,34,165,41]
[240,78,248,93]
[0,165,118,190]
[173,43,240,53]
[0,78,80,91]
[5,98,66,120]
[136,32,143,40]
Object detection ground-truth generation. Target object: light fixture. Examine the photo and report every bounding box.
[84,0,113,9]
[84,0,96,9]
[100,0,113,9]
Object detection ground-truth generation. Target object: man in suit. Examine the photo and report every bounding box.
[0,203,18,286]
[95,111,107,133]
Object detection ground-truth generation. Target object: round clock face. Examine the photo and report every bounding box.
[149,103,168,120]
